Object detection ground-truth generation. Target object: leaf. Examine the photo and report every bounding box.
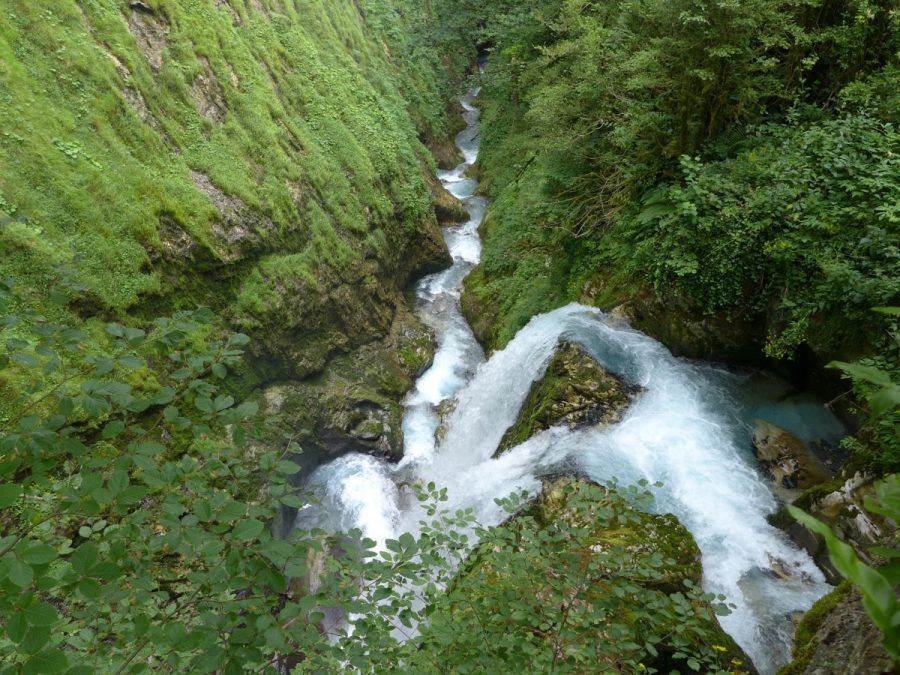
[275,461,302,475]
[6,612,27,642]
[866,475,900,520]
[21,626,50,655]
[11,352,40,368]
[8,559,34,587]
[88,562,123,581]
[124,327,146,347]
[827,361,893,387]
[118,355,144,370]
[24,602,59,628]
[24,648,68,674]
[101,420,125,439]
[232,519,265,541]
[0,482,22,508]
[78,578,102,600]
[211,363,227,379]
[280,494,304,509]
[22,544,57,565]
[151,388,176,405]
[214,395,234,412]
[195,397,215,414]
[70,542,99,574]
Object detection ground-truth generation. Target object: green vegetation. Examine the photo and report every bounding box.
[830,325,900,472]
[457,0,899,465]
[416,479,748,674]
[461,0,899,352]
[776,580,853,675]
[3,0,899,671]
[0,0,468,388]
[789,473,900,665]
[0,279,745,673]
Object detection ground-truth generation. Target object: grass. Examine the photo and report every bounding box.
[0,0,460,319]
[0,0,471,409]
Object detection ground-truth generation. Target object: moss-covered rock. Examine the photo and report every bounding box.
[778,581,895,675]
[421,478,751,673]
[424,162,470,225]
[495,340,639,456]
[259,305,436,469]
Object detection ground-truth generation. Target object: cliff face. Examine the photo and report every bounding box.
[0,0,465,390]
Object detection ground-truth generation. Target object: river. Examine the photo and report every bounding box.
[296,84,845,674]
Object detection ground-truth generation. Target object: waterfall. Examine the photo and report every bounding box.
[297,84,841,674]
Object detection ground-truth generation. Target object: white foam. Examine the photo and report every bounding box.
[296,87,836,674]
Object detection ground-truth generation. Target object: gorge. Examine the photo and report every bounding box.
[0,2,897,673]
[297,83,849,675]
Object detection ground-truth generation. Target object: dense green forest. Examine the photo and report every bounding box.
[1,0,898,672]
[459,0,900,473]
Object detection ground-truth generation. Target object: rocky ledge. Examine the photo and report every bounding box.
[752,420,833,493]
[421,477,753,673]
[259,305,436,474]
[495,340,640,456]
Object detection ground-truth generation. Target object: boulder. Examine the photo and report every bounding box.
[779,582,895,675]
[495,340,640,456]
[769,471,897,585]
[752,420,832,491]
[422,477,753,673]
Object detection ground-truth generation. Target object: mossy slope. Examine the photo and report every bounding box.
[0,0,465,386]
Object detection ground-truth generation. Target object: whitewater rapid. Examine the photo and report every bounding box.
[296,85,843,674]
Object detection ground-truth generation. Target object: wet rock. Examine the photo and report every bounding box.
[752,420,832,491]
[769,471,897,585]
[426,133,465,171]
[579,281,763,365]
[422,158,469,224]
[495,340,640,456]
[779,582,895,675]
[259,306,436,468]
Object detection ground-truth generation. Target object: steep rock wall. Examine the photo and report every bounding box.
[0,0,466,397]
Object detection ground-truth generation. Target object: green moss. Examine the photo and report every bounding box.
[777,581,853,675]
[0,0,470,409]
[496,341,636,455]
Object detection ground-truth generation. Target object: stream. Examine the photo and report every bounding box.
[296,85,846,674]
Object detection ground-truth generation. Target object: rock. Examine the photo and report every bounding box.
[422,158,469,224]
[580,282,763,365]
[425,478,753,673]
[779,582,895,675]
[258,305,436,469]
[752,420,832,491]
[769,470,898,585]
[125,4,168,71]
[495,340,640,456]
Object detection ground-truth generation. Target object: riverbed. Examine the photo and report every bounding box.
[296,83,844,674]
